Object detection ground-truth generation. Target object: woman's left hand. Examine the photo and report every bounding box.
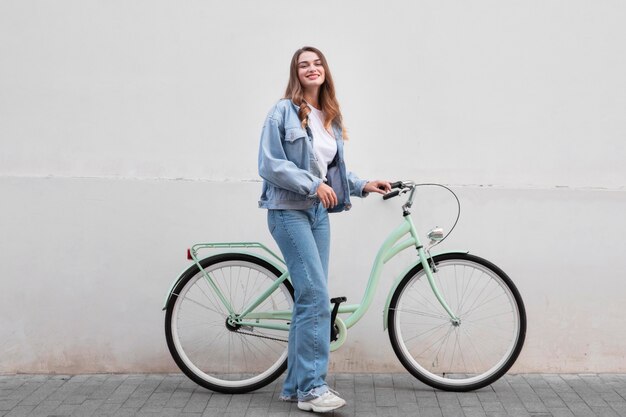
[363,180,392,195]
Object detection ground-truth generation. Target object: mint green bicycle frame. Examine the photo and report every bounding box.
[164,212,461,351]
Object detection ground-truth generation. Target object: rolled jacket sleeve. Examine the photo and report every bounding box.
[347,171,369,197]
[258,116,322,197]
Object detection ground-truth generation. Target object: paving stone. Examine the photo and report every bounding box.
[5,381,43,401]
[182,391,213,413]
[393,386,416,404]
[435,391,458,404]
[105,377,143,404]
[111,407,141,417]
[72,398,104,417]
[244,408,271,417]
[355,387,375,402]
[417,394,440,408]
[457,393,481,407]
[600,392,624,403]
[397,401,418,412]
[533,387,566,408]
[226,393,252,411]
[28,399,62,416]
[205,393,230,409]
[375,387,396,407]
[440,405,465,417]
[355,374,374,389]
[480,401,504,412]
[484,412,509,417]
[1,374,626,416]
[0,401,19,412]
[590,406,621,416]
[46,377,86,402]
[51,403,79,415]
[346,411,375,417]
[491,377,514,392]
[267,400,291,413]
[544,375,577,393]
[564,401,596,417]
[89,375,128,400]
[248,392,273,408]
[373,374,394,389]
[354,400,376,412]
[375,406,399,417]
[462,407,487,417]
[4,405,35,417]
[546,409,575,417]
[121,376,165,409]
[609,402,626,415]
[419,407,444,417]
[517,395,549,413]
[522,374,550,388]
[95,400,124,415]
[62,394,88,405]
[165,387,194,408]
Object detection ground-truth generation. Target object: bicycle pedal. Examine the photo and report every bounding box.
[330,297,347,342]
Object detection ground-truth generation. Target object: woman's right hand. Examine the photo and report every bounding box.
[316,183,338,208]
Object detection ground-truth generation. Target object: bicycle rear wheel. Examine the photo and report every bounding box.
[388,253,526,391]
[165,253,294,393]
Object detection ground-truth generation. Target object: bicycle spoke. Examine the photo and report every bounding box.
[392,307,450,321]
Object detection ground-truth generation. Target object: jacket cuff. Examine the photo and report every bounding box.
[308,177,323,197]
[357,179,369,197]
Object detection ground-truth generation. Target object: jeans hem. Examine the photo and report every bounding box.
[298,385,329,402]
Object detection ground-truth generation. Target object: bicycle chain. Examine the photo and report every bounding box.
[233,329,288,343]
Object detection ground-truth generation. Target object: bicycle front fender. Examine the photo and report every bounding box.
[162,251,287,310]
[382,250,469,330]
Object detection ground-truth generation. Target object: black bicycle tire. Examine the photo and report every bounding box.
[164,253,294,394]
[387,253,526,392]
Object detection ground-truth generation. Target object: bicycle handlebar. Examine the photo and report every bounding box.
[382,190,400,200]
[383,180,411,200]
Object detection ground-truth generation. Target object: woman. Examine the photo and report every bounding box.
[258,46,390,413]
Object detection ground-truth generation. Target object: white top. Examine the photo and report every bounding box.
[307,105,338,181]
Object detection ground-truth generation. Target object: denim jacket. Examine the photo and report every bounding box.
[258,99,368,213]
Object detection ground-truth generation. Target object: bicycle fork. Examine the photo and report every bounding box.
[406,215,460,324]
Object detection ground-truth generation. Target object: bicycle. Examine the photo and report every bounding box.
[163,181,526,393]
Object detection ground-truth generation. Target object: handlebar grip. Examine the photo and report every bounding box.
[390,181,403,189]
[383,190,400,200]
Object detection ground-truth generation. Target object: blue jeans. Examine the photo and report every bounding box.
[267,203,331,401]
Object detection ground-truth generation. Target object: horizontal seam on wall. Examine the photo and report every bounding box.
[0,174,624,192]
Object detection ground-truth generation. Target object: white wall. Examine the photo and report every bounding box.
[1,1,625,373]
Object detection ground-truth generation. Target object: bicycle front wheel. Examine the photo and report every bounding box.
[165,253,294,393]
[388,253,526,391]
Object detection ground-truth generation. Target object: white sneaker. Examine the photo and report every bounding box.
[297,390,346,413]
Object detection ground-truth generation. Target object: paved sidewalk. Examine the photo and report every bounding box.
[1,374,625,417]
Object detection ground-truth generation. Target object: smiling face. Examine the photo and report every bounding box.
[297,51,326,91]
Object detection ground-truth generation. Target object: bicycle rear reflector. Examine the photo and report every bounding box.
[187,249,193,260]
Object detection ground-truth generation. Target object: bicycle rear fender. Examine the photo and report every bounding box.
[382,250,469,330]
[162,251,287,310]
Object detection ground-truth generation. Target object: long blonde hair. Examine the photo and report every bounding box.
[283,46,348,139]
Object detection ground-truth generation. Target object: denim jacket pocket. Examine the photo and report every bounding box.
[283,127,309,169]
[284,127,308,142]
